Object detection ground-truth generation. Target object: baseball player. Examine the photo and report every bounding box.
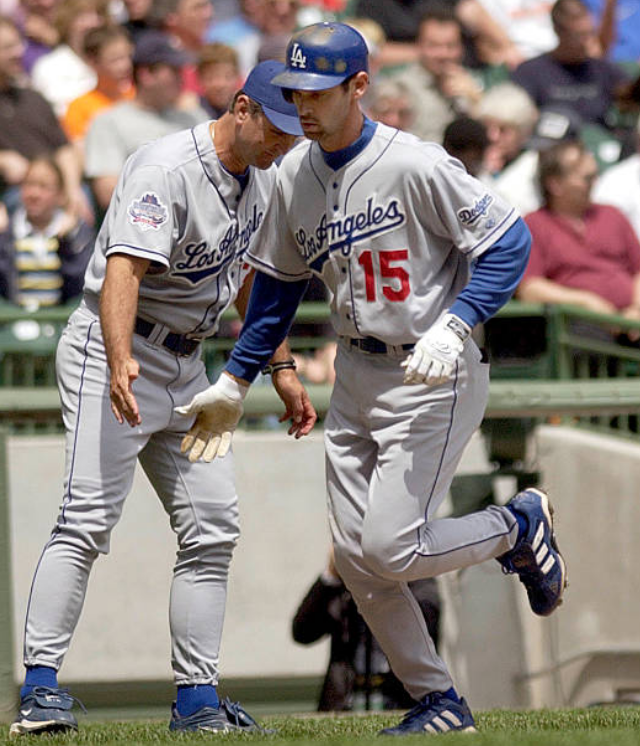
[10,60,316,737]
[178,23,568,735]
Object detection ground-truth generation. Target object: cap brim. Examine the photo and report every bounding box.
[262,104,304,136]
[271,69,346,91]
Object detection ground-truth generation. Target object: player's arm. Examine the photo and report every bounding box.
[234,267,316,434]
[235,268,295,365]
[404,218,532,385]
[100,253,150,426]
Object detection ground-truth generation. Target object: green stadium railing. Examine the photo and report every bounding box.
[0,300,639,435]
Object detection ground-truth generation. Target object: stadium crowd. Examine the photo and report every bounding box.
[1,0,640,319]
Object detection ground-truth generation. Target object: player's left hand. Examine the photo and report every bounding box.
[402,313,470,386]
[272,369,318,438]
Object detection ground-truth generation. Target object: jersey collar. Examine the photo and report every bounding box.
[320,117,377,171]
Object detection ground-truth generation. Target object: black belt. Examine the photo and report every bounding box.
[347,336,414,355]
[134,317,201,357]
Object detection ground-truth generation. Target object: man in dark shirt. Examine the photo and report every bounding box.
[512,0,628,130]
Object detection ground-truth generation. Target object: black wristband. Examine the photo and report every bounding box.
[261,359,297,376]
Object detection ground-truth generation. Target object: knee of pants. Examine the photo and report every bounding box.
[49,523,103,560]
[360,528,429,580]
[175,535,238,577]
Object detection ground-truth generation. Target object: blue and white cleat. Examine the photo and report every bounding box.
[380,692,477,735]
[9,686,84,737]
[169,697,271,733]
[497,488,567,616]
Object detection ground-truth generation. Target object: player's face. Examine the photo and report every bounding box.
[291,73,367,151]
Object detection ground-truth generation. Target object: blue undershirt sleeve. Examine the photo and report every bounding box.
[225,271,309,383]
[450,218,531,328]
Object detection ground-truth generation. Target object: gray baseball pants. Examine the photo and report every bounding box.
[325,340,519,698]
[23,303,239,685]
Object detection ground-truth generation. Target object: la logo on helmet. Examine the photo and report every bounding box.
[290,43,307,68]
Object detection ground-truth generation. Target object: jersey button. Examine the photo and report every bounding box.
[341,267,347,274]
[333,182,338,189]
[333,205,338,211]
[346,313,351,320]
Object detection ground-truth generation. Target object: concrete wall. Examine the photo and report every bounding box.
[442,425,640,710]
[8,432,333,684]
[6,425,640,710]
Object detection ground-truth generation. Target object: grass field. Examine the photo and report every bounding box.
[1,707,640,746]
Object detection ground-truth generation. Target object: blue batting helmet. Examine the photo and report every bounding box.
[271,22,369,91]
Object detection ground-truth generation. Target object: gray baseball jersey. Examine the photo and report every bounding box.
[84,121,273,334]
[248,123,518,344]
[246,122,520,697]
[23,120,276,686]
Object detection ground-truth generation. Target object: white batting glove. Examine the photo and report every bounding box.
[174,374,248,462]
[401,313,471,386]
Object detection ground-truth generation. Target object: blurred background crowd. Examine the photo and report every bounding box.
[1,0,640,326]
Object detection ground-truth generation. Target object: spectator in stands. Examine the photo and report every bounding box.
[593,116,640,242]
[0,15,87,221]
[255,0,299,63]
[84,30,206,213]
[511,0,629,131]
[158,0,214,94]
[13,0,60,73]
[442,115,490,178]
[476,82,542,213]
[0,156,94,308]
[368,77,415,131]
[293,548,441,712]
[196,42,239,119]
[63,25,135,157]
[30,0,108,119]
[518,139,640,322]
[205,0,264,76]
[389,6,485,143]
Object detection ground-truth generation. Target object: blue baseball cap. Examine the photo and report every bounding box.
[242,60,304,136]
[133,31,192,68]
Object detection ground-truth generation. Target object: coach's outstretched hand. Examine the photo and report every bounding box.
[175,374,248,462]
[402,313,470,386]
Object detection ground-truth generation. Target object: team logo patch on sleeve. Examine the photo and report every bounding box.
[128,192,168,231]
[457,194,493,226]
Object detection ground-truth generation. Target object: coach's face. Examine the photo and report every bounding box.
[291,71,368,151]
[237,96,297,169]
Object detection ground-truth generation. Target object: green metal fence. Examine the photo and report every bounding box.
[0,301,638,436]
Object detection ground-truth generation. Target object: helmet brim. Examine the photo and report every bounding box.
[271,69,348,91]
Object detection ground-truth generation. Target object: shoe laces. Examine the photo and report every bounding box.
[221,697,255,727]
[397,692,447,726]
[30,686,87,713]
